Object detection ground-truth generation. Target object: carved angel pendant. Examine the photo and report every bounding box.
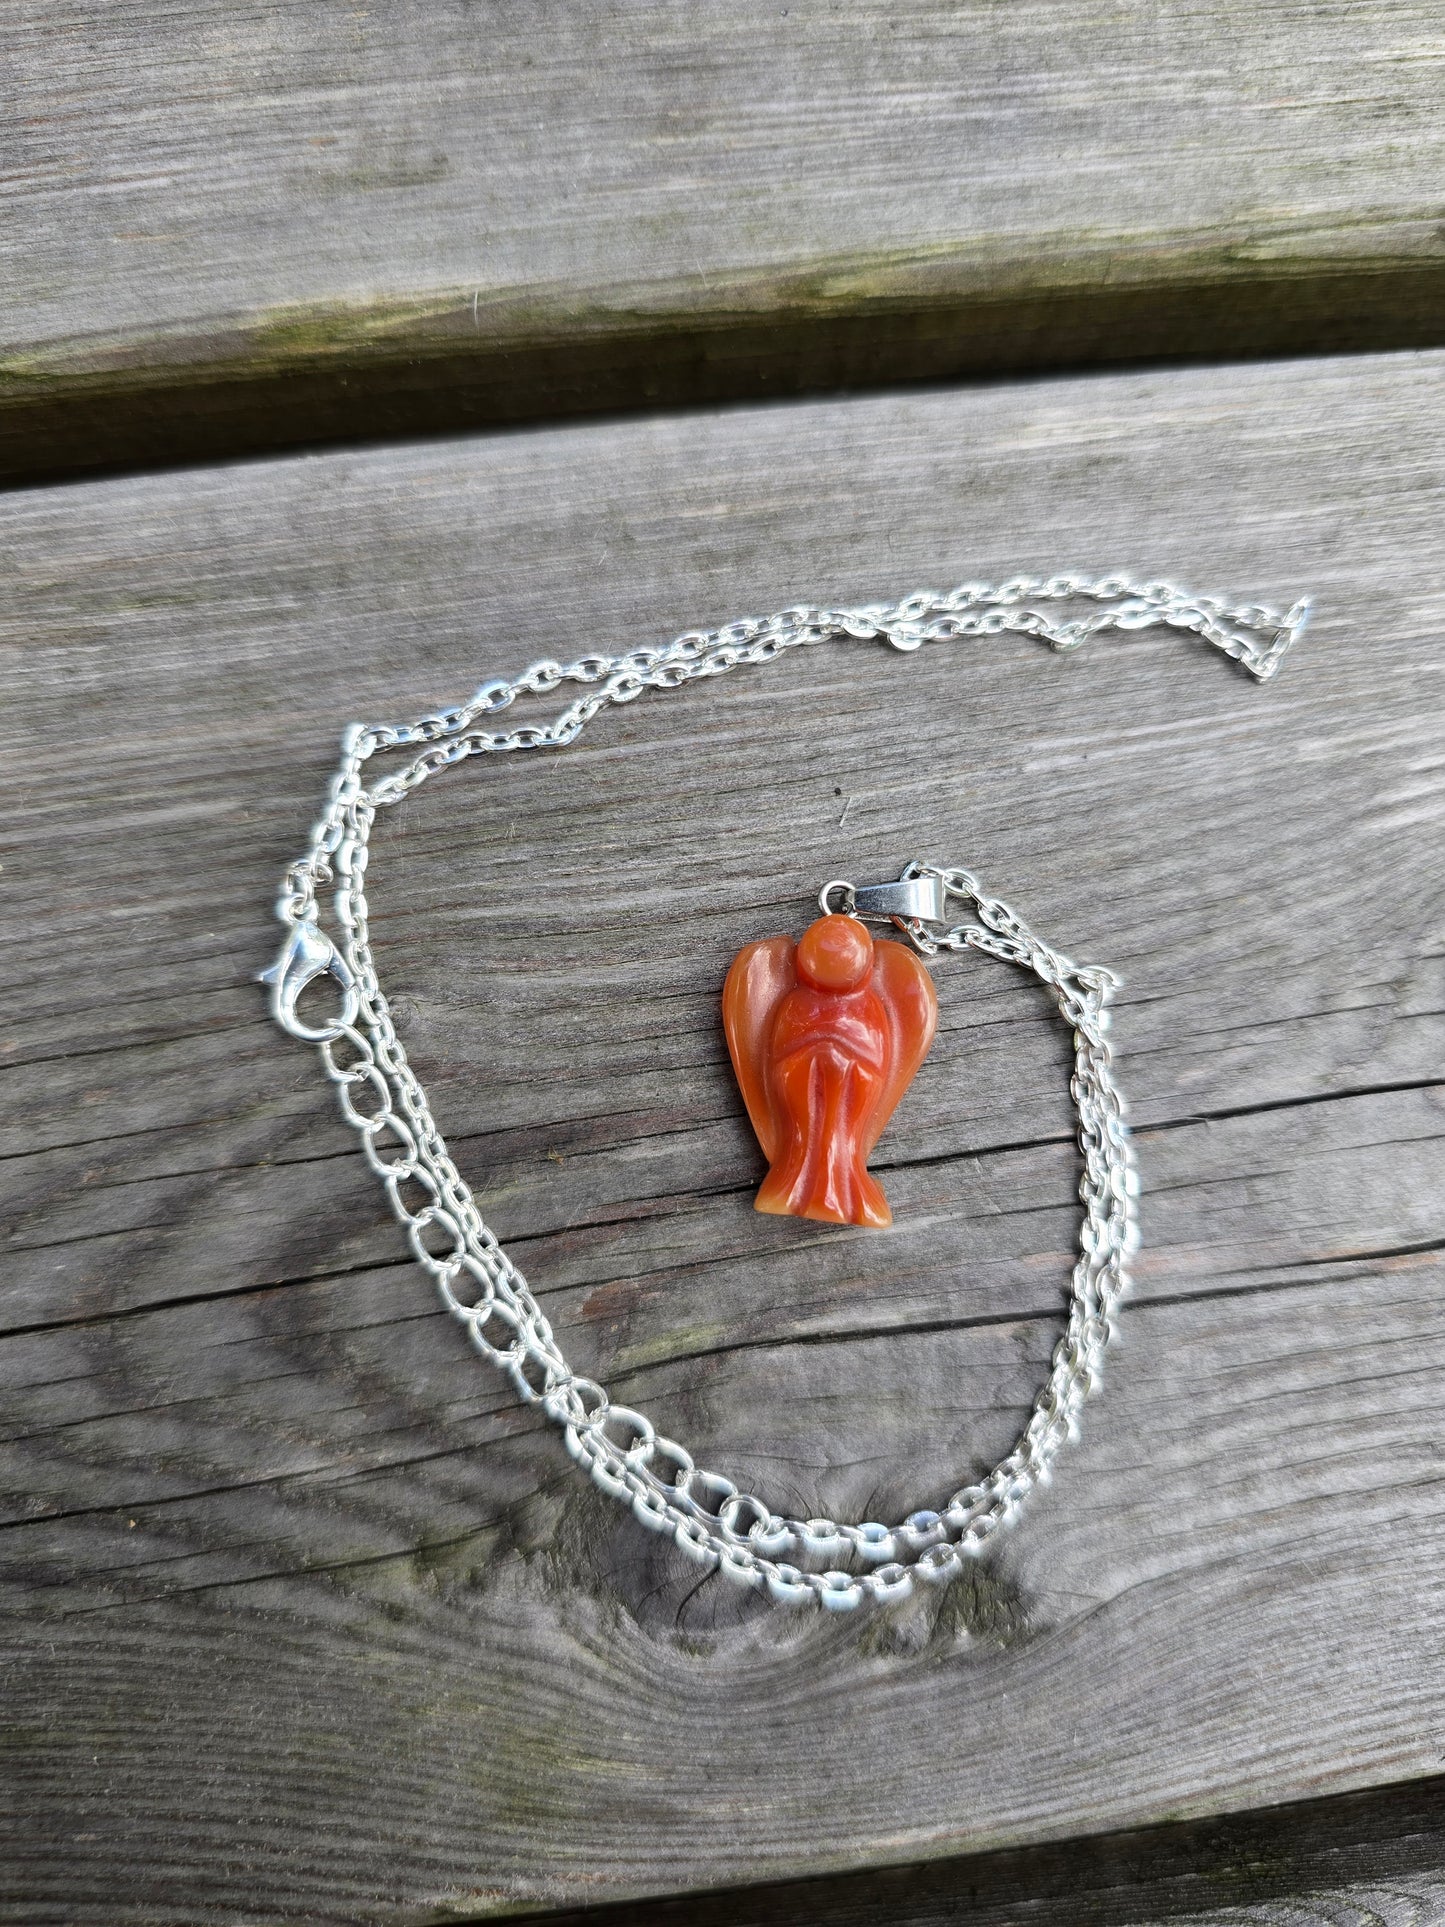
[723,912,938,1228]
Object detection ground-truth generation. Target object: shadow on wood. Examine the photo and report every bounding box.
[510,1774,1445,1926]
[8,254,1445,489]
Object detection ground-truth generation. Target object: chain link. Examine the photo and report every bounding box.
[264,574,1305,1611]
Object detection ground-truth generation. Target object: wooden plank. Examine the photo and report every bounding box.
[524,1774,1445,1926]
[2,351,1443,1923]
[6,1,1445,482]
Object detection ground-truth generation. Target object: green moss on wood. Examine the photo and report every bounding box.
[3,224,1445,486]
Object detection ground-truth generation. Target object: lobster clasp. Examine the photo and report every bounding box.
[259,920,358,1042]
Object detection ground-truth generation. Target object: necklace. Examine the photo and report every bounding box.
[262,573,1309,1612]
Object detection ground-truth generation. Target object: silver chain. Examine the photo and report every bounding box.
[263,574,1308,1612]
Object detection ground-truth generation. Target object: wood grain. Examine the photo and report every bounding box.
[526,1774,1445,1926]
[6,1,1445,481]
[2,352,1444,1922]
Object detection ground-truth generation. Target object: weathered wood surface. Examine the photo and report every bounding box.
[540,1775,1445,1926]
[3,351,1444,1923]
[7,1,1445,481]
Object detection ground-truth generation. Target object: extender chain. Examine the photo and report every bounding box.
[264,573,1309,1612]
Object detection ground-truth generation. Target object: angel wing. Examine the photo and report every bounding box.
[721,935,796,1161]
[862,937,939,1156]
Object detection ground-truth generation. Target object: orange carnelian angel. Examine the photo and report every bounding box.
[722,913,938,1228]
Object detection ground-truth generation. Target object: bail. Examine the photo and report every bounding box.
[851,871,947,926]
